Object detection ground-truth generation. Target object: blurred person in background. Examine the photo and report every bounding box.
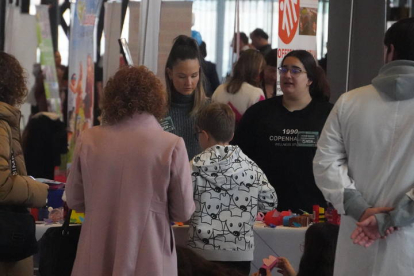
[250,28,272,56]
[212,49,265,125]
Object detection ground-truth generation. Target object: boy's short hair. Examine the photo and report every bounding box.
[196,103,235,143]
[384,17,414,61]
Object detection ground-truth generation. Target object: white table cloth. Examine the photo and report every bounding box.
[36,222,306,275]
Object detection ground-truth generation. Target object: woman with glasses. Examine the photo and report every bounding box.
[233,50,332,213]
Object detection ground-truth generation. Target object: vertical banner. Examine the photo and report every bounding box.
[68,0,102,161]
[36,5,61,117]
[277,0,318,93]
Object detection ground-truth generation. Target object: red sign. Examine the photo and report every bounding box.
[279,0,300,45]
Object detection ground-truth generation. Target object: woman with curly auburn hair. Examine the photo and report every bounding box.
[101,65,167,124]
[0,52,48,275]
[66,65,195,276]
[165,35,208,160]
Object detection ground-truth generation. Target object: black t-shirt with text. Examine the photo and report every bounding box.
[233,96,333,213]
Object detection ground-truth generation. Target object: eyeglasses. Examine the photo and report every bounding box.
[278,67,307,76]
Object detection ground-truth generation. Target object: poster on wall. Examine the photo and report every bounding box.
[277,0,318,94]
[68,0,102,162]
[36,5,61,117]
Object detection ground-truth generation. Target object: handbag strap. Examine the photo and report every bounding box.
[62,208,73,235]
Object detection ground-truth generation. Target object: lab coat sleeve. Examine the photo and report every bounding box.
[375,189,414,235]
[343,188,371,221]
[313,95,367,215]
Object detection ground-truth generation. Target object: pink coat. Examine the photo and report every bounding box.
[66,112,195,276]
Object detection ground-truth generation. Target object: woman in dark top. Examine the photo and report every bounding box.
[164,35,208,160]
[233,50,332,213]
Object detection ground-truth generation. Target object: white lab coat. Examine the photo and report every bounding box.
[313,60,414,276]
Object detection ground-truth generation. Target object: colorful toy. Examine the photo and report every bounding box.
[263,210,292,226]
[313,205,325,223]
[313,204,341,225]
[288,215,311,227]
[325,206,341,225]
[259,255,279,275]
[70,210,85,224]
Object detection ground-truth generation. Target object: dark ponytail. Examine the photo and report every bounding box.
[311,66,330,101]
[165,35,203,69]
[282,50,330,102]
[165,35,206,115]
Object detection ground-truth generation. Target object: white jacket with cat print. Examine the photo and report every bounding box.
[187,145,277,261]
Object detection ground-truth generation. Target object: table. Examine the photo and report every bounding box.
[36,222,306,275]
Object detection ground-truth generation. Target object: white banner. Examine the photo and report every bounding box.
[36,5,61,117]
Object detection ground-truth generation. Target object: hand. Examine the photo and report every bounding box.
[359,207,393,222]
[275,257,296,276]
[351,216,397,247]
[351,216,380,247]
[383,226,398,236]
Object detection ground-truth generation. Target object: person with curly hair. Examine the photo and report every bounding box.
[0,52,48,275]
[66,65,195,276]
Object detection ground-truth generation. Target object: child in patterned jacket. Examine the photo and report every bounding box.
[187,103,277,276]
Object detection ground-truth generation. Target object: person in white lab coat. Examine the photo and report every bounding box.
[313,17,414,276]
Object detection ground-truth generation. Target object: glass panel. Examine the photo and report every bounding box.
[192,0,218,63]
